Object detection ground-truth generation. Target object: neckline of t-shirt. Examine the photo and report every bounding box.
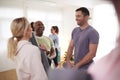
[79,25,91,31]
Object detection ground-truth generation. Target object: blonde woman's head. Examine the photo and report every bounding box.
[8,17,31,60]
[11,17,30,40]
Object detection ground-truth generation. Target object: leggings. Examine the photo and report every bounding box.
[48,48,58,67]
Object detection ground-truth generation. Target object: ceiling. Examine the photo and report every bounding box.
[0,0,112,9]
[27,0,111,8]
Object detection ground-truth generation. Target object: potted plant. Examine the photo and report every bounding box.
[62,52,74,68]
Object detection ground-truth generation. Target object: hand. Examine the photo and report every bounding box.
[39,44,47,51]
[73,63,80,69]
[66,61,73,68]
[73,64,79,69]
[50,47,54,56]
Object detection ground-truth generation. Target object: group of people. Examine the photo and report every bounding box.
[7,0,120,79]
[7,18,59,80]
[31,21,59,67]
[7,18,48,80]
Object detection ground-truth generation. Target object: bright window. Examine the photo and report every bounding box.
[27,9,62,36]
[0,8,24,51]
[93,4,119,61]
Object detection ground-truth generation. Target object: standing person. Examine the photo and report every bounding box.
[66,7,99,70]
[34,21,56,66]
[30,22,34,31]
[88,0,120,80]
[49,26,59,67]
[29,22,38,46]
[7,17,47,80]
[29,21,50,74]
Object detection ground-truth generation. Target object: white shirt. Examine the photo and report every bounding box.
[16,40,48,80]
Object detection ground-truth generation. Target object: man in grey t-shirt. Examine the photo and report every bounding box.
[66,7,99,70]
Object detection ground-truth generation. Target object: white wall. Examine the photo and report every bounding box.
[0,0,77,71]
[0,51,16,72]
[0,0,24,72]
[92,3,119,61]
[59,6,77,60]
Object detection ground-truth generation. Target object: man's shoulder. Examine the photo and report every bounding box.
[42,36,53,42]
[74,27,79,30]
[87,26,99,38]
[36,35,49,39]
[88,26,98,33]
[46,36,52,39]
[43,35,49,38]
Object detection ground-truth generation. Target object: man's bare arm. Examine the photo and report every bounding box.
[66,40,74,67]
[74,44,98,69]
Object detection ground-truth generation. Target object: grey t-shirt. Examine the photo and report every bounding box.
[72,26,99,69]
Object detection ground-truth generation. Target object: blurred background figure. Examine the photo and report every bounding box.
[30,22,34,31]
[88,0,120,80]
[48,68,92,80]
[49,26,59,67]
[29,21,38,46]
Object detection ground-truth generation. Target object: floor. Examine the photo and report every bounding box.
[0,69,17,80]
[0,61,65,80]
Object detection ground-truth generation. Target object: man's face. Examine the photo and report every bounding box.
[34,23,44,37]
[75,11,86,26]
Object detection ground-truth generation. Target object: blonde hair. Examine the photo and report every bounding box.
[7,17,29,60]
